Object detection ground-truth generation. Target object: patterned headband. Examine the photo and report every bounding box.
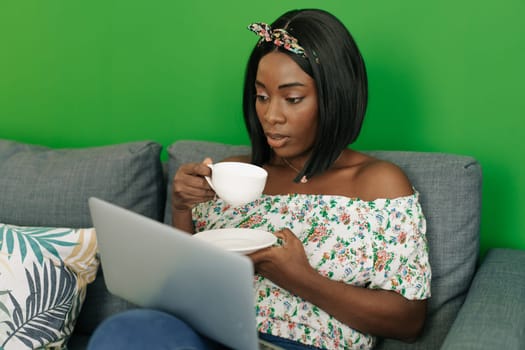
[248,22,307,58]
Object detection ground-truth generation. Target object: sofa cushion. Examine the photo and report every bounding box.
[0,224,98,349]
[440,248,525,350]
[165,140,482,349]
[0,139,166,227]
[0,139,166,339]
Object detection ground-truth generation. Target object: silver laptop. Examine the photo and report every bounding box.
[88,197,283,350]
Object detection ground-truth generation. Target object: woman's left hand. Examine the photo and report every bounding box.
[248,228,315,287]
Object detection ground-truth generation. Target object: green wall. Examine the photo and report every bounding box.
[1,1,524,255]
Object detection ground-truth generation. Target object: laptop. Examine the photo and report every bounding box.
[88,197,283,350]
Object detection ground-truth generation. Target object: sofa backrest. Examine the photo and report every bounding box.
[0,139,166,227]
[165,140,482,349]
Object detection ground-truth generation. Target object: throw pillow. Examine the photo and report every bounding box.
[0,224,99,349]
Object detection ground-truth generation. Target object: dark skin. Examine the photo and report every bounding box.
[172,52,427,342]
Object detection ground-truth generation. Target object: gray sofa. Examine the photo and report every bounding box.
[0,138,524,350]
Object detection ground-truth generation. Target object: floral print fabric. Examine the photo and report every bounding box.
[193,191,431,350]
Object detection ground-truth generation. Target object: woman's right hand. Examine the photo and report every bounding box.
[171,157,216,211]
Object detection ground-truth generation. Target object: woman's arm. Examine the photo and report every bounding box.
[250,229,427,342]
[171,208,195,233]
[296,266,426,341]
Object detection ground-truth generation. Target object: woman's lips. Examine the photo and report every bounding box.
[266,133,289,148]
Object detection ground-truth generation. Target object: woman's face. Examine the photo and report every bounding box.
[255,51,318,161]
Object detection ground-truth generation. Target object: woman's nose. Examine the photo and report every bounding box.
[263,100,285,124]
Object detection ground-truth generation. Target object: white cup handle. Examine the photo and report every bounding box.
[204,163,215,191]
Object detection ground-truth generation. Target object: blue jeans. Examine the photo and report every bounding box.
[87,309,321,350]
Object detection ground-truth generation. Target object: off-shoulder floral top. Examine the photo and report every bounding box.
[192,191,431,350]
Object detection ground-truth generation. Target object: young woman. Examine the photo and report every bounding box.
[89,9,431,350]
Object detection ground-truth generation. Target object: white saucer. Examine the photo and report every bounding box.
[193,228,277,254]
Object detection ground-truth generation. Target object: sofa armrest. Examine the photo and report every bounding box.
[440,248,525,350]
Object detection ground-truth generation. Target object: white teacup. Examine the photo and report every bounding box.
[205,162,267,207]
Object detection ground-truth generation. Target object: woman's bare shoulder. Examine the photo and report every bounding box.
[352,154,413,200]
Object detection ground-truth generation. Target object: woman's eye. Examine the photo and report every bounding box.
[255,94,269,103]
[286,97,304,104]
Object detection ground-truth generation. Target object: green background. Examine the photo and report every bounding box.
[1,1,524,256]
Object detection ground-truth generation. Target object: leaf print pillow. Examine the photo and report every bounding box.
[0,224,99,350]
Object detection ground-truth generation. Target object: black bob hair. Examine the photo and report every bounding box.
[242,9,368,182]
